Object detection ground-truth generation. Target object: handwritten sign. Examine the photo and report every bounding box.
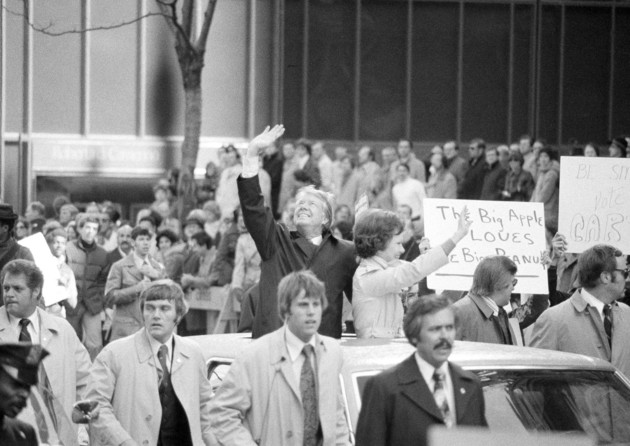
[558,156,630,254]
[424,198,548,294]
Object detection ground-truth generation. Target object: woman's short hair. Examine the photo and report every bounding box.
[295,186,335,232]
[538,146,556,161]
[577,244,623,289]
[156,229,179,247]
[140,280,188,322]
[354,209,404,258]
[191,232,213,249]
[470,256,518,296]
[403,294,456,347]
[278,270,328,320]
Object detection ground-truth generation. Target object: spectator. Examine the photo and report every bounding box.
[584,142,600,157]
[426,151,457,199]
[501,151,535,202]
[452,256,521,345]
[105,224,133,268]
[356,145,381,197]
[207,209,241,287]
[392,163,426,222]
[608,137,627,158]
[529,244,630,377]
[155,228,178,267]
[45,228,78,318]
[59,204,79,227]
[66,220,78,242]
[334,204,353,224]
[352,208,470,339]
[443,140,468,186]
[215,144,243,219]
[519,134,537,178]
[479,146,507,201]
[238,125,357,338]
[86,281,213,445]
[195,161,220,205]
[530,146,560,237]
[278,141,300,216]
[180,232,216,291]
[150,183,172,220]
[293,138,322,188]
[0,260,91,446]
[230,212,261,305]
[332,220,353,241]
[312,140,334,192]
[457,138,486,200]
[371,146,397,210]
[14,218,29,241]
[331,145,349,195]
[63,213,108,360]
[97,206,120,252]
[0,342,49,445]
[209,271,349,445]
[355,295,487,446]
[24,201,46,235]
[262,141,283,219]
[334,155,361,210]
[105,226,166,342]
[497,144,511,169]
[390,139,426,183]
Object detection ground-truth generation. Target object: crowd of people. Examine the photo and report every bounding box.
[0,125,628,445]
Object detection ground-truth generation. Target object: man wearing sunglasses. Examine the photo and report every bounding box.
[453,256,522,345]
[530,244,630,378]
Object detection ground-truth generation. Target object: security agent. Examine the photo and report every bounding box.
[0,342,49,446]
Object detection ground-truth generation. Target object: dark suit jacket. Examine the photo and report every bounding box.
[355,355,487,446]
[0,416,37,446]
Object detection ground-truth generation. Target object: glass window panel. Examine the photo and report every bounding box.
[282,0,305,139]
[511,4,534,143]
[411,2,459,142]
[461,3,511,143]
[562,7,611,145]
[612,8,630,137]
[359,0,407,141]
[90,0,137,135]
[537,5,562,144]
[32,0,82,134]
[306,0,356,140]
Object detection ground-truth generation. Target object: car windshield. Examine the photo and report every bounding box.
[477,369,630,445]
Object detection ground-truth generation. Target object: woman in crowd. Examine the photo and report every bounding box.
[502,151,535,202]
[155,228,179,267]
[352,207,471,338]
[215,145,242,219]
[425,151,457,199]
[583,143,599,157]
[531,146,560,239]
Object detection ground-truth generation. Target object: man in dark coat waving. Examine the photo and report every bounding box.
[238,125,357,338]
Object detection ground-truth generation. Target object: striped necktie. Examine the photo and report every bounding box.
[433,370,453,428]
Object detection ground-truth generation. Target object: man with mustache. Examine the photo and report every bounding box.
[0,342,49,446]
[356,294,487,446]
[105,225,133,269]
[238,125,357,338]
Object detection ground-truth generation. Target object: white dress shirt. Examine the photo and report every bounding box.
[147,330,174,373]
[8,310,40,343]
[581,288,606,322]
[284,326,317,385]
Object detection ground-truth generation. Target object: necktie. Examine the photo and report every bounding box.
[18,319,59,436]
[603,304,613,348]
[157,344,170,389]
[497,307,513,345]
[433,370,453,428]
[301,345,319,446]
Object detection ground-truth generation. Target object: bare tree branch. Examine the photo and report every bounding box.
[195,0,217,51]
[2,4,165,36]
[181,0,194,38]
[156,0,197,55]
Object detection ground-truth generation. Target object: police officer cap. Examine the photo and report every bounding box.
[0,342,49,386]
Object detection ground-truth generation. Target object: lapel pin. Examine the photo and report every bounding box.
[460,388,466,394]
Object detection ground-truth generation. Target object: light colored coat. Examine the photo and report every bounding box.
[353,247,448,338]
[86,329,214,445]
[209,328,350,446]
[105,253,166,341]
[529,289,630,379]
[453,294,520,345]
[0,306,91,444]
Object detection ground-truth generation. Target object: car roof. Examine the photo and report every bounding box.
[190,333,616,373]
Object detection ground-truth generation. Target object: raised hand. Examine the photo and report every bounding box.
[247,124,286,158]
[453,206,472,243]
[551,232,567,260]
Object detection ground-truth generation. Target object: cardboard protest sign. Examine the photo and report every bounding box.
[558,156,630,254]
[18,233,64,306]
[424,198,548,294]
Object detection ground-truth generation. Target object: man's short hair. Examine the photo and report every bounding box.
[354,209,404,259]
[399,138,413,149]
[470,256,517,297]
[470,138,486,150]
[191,232,213,249]
[45,228,68,245]
[77,213,101,231]
[278,270,328,320]
[131,226,152,240]
[396,163,410,173]
[60,203,79,217]
[295,186,335,232]
[577,244,623,289]
[403,294,456,347]
[1,260,43,296]
[140,280,188,322]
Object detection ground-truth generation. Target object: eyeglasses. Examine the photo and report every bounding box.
[614,268,629,280]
